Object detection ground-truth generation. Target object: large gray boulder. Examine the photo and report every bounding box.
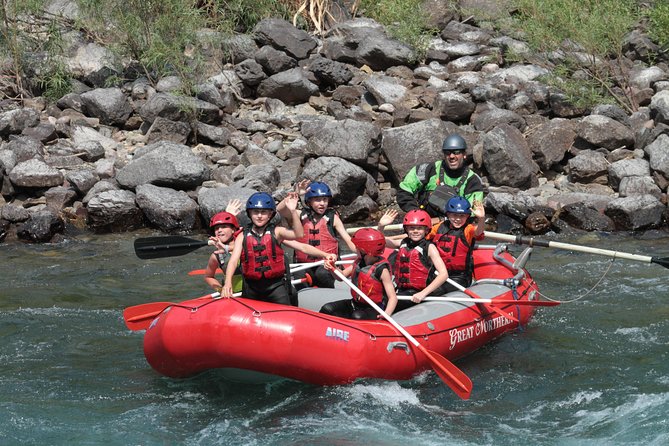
[257,68,319,105]
[301,156,369,206]
[528,118,577,171]
[9,159,64,188]
[116,141,209,189]
[303,118,380,164]
[253,18,318,60]
[322,18,416,71]
[481,124,539,188]
[139,92,220,125]
[135,184,200,232]
[604,195,666,231]
[568,150,609,184]
[381,118,454,180]
[80,87,133,126]
[86,189,144,232]
[577,114,635,151]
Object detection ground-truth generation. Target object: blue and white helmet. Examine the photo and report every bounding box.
[304,182,332,201]
[246,192,276,211]
[445,196,471,214]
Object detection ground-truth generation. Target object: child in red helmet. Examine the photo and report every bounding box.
[290,179,356,289]
[378,208,449,310]
[428,196,485,293]
[321,228,398,319]
[204,199,243,293]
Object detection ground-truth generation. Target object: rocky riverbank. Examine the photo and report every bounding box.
[1,5,668,243]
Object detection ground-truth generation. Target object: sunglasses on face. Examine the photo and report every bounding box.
[446,150,465,156]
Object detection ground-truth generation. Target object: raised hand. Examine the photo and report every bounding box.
[283,192,299,212]
[295,179,311,197]
[208,235,228,252]
[379,209,398,228]
[472,199,485,219]
[225,199,243,216]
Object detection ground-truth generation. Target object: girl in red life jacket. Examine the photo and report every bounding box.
[378,209,449,311]
[286,180,356,289]
[320,228,398,320]
[204,199,243,293]
[428,196,486,294]
[222,192,335,306]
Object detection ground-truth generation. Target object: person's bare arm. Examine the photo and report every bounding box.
[380,268,398,316]
[284,239,336,262]
[204,253,222,291]
[221,235,244,297]
[333,214,356,253]
[276,193,303,241]
[472,199,486,237]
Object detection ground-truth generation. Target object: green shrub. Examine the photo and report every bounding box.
[511,0,640,111]
[647,0,669,50]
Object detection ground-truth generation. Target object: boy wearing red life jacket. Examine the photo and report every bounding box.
[428,196,485,294]
[320,228,398,319]
[222,192,334,305]
[379,209,449,311]
[204,206,242,293]
[291,181,355,289]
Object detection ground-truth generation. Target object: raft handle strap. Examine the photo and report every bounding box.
[387,341,410,355]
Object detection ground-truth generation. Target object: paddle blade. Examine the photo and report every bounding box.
[652,257,669,269]
[123,302,173,331]
[418,344,472,400]
[134,236,208,259]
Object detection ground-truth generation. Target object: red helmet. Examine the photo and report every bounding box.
[351,228,386,256]
[209,211,239,229]
[403,209,431,229]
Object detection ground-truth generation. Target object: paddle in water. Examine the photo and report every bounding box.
[124,277,311,331]
[332,268,473,400]
[485,231,669,269]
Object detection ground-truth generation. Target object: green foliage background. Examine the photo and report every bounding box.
[1,0,669,109]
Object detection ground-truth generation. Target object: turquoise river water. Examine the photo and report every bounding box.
[1,230,668,445]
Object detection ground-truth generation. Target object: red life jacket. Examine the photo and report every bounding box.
[390,238,434,291]
[351,258,389,305]
[294,209,339,263]
[432,223,472,272]
[241,225,287,280]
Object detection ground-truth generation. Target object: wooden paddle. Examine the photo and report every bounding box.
[485,231,669,269]
[124,276,312,331]
[332,268,472,400]
[397,296,559,306]
[134,235,212,259]
[445,278,519,322]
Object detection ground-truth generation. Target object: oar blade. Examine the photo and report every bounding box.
[134,236,208,259]
[418,345,472,400]
[123,302,173,331]
[652,256,669,270]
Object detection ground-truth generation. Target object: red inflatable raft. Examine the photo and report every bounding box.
[138,244,547,387]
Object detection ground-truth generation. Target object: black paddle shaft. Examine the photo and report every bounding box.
[134,236,209,259]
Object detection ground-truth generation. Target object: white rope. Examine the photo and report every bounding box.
[536,258,616,303]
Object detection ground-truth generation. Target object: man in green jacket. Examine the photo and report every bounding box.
[397,133,484,217]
